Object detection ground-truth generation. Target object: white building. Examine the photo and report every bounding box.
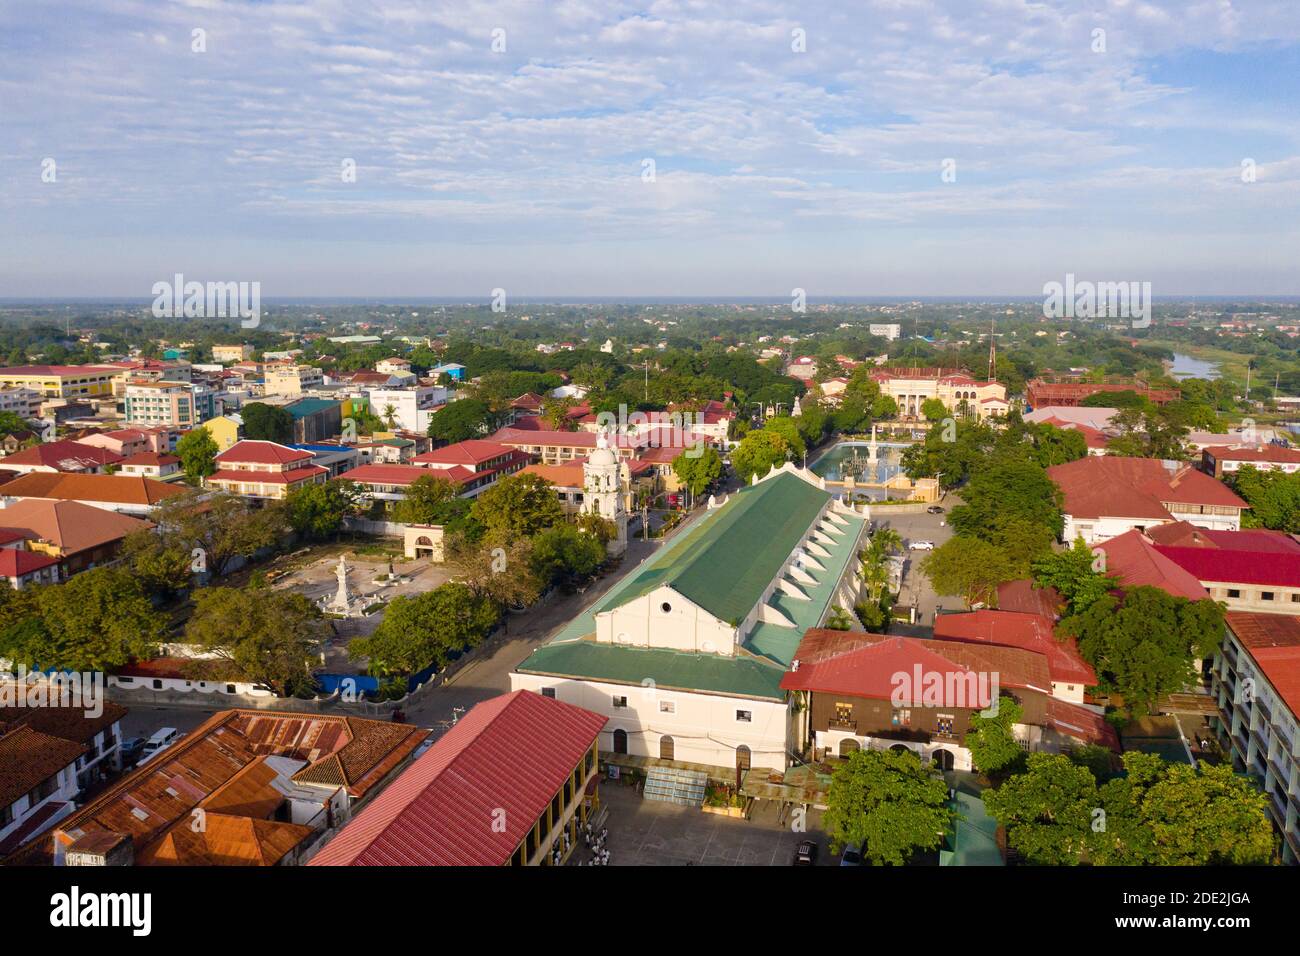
[0,387,41,420]
[582,433,628,557]
[512,464,868,773]
[868,323,902,341]
[367,385,450,433]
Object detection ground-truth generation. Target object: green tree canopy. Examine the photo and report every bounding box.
[731,429,790,481]
[470,473,565,542]
[240,402,294,443]
[822,748,956,864]
[671,446,723,497]
[285,480,358,541]
[176,427,219,482]
[349,582,498,676]
[919,537,1018,608]
[184,587,324,696]
[964,696,1026,776]
[426,398,499,444]
[1030,536,1113,615]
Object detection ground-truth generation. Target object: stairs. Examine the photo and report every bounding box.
[642,767,708,807]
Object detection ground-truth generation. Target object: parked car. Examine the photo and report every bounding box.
[908,540,936,551]
[138,727,181,764]
[926,505,944,514]
[839,844,863,866]
[119,737,146,766]
[792,840,819,866]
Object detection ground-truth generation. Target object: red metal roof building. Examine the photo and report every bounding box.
[932,609,1097,691]
[309,691,605,867]
[1092,529,1213,602]
[205,440,328,500]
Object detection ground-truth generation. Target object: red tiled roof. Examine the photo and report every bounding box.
[309,691,605,866]
[996,579,1065,619]
[0,471,187,506]
[1203,444,1300,464]
[1093,530,1211,601]
[1045,697,1120,751]
[118,452,179,467]
[0,548,59,578]
[1039,416,1111,449]
[1047,456,1247,521]
[412,440,513,467]
[933,610,1097,686]
[0,499,152,555]
[2,440,123,472]
[1144,521,1300,553]
[0,726,84,809]
[1156,545,1300,589]
[780,630,1050,703]
[215,440,313,465]
[0,364,118,376]
[341,463,440,487]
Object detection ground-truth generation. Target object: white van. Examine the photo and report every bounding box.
[138,727,182,764]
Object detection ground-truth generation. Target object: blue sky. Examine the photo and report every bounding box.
[2,0,1299,297]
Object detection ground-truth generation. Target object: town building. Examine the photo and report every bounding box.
[869,323,902,341]
[781,629,1116,773]
[0,440,123,475]
[932,610,1097,704]
[0,499,152,576]
[211,344,254,363]
[0,386,41,420]
[74,428,152,458]
[1210,612,1300,864]
[34,709,426,866]
[283,397,343,444]
[1090,530,1213,602]
[1047,456,1248,544]
[203,414,243,451]
[1202,444,1300,477]
[366,386,450,434]
[264,364,324,396]
[1025,379,1180,409]
[0,365,118,400]
[0,534,60,589]
[0,472,188,516]
[871,367,1008,420]
[1137,525,1300,614]
[123,380,210,428]
[0,727,86,858]
[116,451,182,481]
[309,691,604,866]
[512,465,868,774]
[205,440,329,500]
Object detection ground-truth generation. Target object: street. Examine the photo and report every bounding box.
[869,502,956,633]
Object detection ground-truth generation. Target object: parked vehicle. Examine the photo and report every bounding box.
[926,505,944,514]
[119,737,146,766]
[792,840,819,866]
[908,540,936,551]
[839,844,863,866]
[138,727,181,764]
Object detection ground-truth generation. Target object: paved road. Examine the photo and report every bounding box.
[869,501,957,632]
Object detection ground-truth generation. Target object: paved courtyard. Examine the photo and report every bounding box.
[586,781,834,867]
[871,502,958,631]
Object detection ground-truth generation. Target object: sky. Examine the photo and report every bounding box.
[2,0,1299,298]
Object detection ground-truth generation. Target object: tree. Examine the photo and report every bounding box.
[825,606,855,630]
[389,474,473,532]
[822,748,955,864]
[470,473,565,542]
[0,567,166,671]
[120,526,194,597]
[427,398,498,444]
[948,458,1063,572]
[0,410,32,435]
[964,696,1026,776]
[1091,752,1275,866]
[152,491,288,577]
[540,395,578,431]
[1059,586,1224,714]
[285,480,357,540]
[983,753,1099,866]
[919,537,1017,608]
[349,583,498,676]
[240,403,294,443]
[920,397,948,422]
[447,534,542,609]
[762,416,806,461]
[175,426,219,482]
[1227,465,1300,532]
[1030,536,1112,615]
[731,429,790,481]
[529,523,606,589]
[671,446,722,498]
[1026,422,1088,468]
[184,587,324,696]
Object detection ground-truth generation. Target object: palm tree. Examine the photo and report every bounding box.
[860,559,891,605]
[382,404,398,429]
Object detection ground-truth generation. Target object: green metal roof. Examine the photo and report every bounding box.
[593,472,831,626]
[517,640,786,701]
[285,397,341,418]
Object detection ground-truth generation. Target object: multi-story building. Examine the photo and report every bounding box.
[264,364,324,396]
[123,380,217,428]
[366,386,449,433]
[1048,455,1248,544]
[0,365,117,400]
[0,439,122,475]
[1202,444,1300,477]
[0,386,41,420]
[205,440,328,500]
[1026,378,1180,409]
[1210,612,1300,864]
[868,323,902,341]
[871,367,1009,420]
[211,344,254,364]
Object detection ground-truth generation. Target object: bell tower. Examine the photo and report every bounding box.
[582,430,628,557]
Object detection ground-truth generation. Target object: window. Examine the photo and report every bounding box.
[659,700,675,714]
[541,687,556,699]
[936,714,954,736]
[735,710,752,723]
[1228,589,1241,598]
[1292,593,1300,603]
[612,695,628,709]
[1262,592,1276,602]
[891,708,911,727]
[660,602,672,614]
[834,702,853,724]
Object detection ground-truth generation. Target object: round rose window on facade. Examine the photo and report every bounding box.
[661,602,672,613]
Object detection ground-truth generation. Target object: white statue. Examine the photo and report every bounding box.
[331,555,350,611]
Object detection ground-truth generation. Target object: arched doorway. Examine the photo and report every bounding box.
[889,744,910,756]
[659,735,675,761]
[413,536,436,558]
[932,748,955,771]
[736,745,751,772]
[613,728,627,755]
[839,738,860,757]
